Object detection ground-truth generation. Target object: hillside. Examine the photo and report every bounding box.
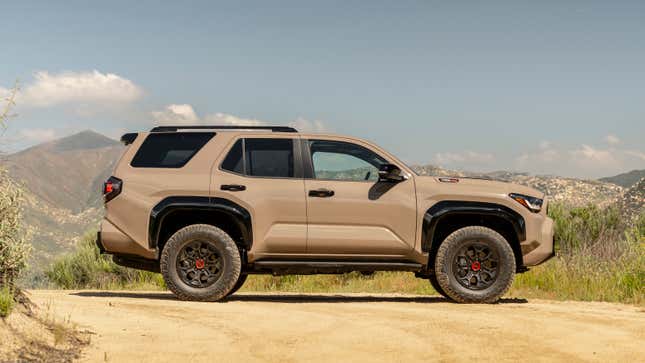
[620,177,645,220]
[412,166,626,207]
[7,130,122,212]
[600,169,645,188]
[4,131,123,268]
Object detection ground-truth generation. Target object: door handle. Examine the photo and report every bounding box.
[309,189,335,198]
[221,184,246,192]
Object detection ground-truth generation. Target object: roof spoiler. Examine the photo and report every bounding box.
[120,133,138,146]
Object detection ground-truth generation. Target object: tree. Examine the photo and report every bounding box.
[0,84,29,288]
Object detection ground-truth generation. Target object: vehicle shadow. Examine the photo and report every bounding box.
[72,291,528,304]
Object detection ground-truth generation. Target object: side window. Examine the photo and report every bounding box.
[221,139,244,174]
[221,138,294,178]
[309,140,388,181]
[245,138,294,177]
[131,132,215,168]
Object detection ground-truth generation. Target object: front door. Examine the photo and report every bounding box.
[212,136,307,259]
[303,138,417,258]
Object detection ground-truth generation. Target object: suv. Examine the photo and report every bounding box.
[98,125,554,303]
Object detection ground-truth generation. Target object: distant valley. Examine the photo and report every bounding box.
[3,131,643,273]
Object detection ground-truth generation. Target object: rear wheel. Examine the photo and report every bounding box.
[161,224,241,301]
[434,226,515,303]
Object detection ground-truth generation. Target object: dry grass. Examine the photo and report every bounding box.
[0,293,89,362]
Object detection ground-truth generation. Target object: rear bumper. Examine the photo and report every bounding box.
[99,218,156,259]
[95,231,106,254]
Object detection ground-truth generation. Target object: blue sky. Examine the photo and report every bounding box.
[1,0,643,178]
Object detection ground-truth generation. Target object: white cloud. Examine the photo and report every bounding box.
[289,118,327,133]
[151,104,327,132]
[605,134,621,145]
[625,150,645,161]
[571,144,616,165]
[514,141,645,178]
[433,151,494,165]
[202,112,264,126]
[18,70,142,107]
[152,104,199,124]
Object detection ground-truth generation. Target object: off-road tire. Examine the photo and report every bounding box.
[434,226,515,303]
[428,274,451,300]
[161,224,241,302]
[227,274,248,297]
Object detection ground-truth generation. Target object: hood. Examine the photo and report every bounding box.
[415,176,545,199]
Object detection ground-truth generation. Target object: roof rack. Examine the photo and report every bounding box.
[150,125,298,133]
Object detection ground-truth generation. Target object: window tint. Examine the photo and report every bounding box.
[245,138,294,178]
[309,140,387,181]
[221,139,244,174]
[131,133,215,168]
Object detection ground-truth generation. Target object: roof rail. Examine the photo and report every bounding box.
[150,125,298,133]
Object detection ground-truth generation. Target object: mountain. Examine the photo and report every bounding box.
[7,130,122,213]
[620,177,645,220]
[412,166,625,207]
[600,169,645,188]
[4,131,123,266]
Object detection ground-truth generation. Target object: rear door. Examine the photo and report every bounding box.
[303,138,417,257]
[211,135,307,260]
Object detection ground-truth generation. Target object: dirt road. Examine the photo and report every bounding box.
[28,290,644,363]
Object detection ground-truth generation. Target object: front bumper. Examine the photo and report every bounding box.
[521,216,555,266]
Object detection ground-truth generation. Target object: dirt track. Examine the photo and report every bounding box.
[29,290,644,363]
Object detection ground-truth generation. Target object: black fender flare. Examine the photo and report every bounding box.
[422,200,526,253]
[148,196,252,250]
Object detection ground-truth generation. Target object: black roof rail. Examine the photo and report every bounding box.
[150,125,298,133]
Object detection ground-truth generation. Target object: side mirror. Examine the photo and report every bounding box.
[378,164,406,182]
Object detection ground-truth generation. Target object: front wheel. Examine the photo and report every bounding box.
[160,224,241,301]
[428,274,451,301]
[434,226,515,303]
[226,274,248,297]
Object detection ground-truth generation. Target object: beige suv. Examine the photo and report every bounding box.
[98,125,554,303]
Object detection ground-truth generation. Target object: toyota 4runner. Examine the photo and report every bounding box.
[97,125,554,303]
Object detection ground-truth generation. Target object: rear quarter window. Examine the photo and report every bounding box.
[130,132,215,168]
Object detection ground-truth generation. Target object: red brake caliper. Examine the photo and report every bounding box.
[471,261,481,271]
[195,259,205,270]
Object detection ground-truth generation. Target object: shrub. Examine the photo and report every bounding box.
[0,285,14,317]
[0,169,30,287]
[46,231,164,290]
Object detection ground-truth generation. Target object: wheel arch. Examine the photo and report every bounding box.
[423,201,526,271]
[149,196,252,256]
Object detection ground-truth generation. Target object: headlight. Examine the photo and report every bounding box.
[509,193,543,213]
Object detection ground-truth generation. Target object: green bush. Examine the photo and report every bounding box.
[0,169,30,287]
[0,285,14,318]
[46,231,164,290]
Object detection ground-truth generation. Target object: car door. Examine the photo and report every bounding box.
[212,135,307,259]
[303,138,417,257]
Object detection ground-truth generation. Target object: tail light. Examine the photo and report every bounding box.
[103,176,123,203]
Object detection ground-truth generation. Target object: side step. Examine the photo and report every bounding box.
[113,254,160,273]
[251,260,423,275]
